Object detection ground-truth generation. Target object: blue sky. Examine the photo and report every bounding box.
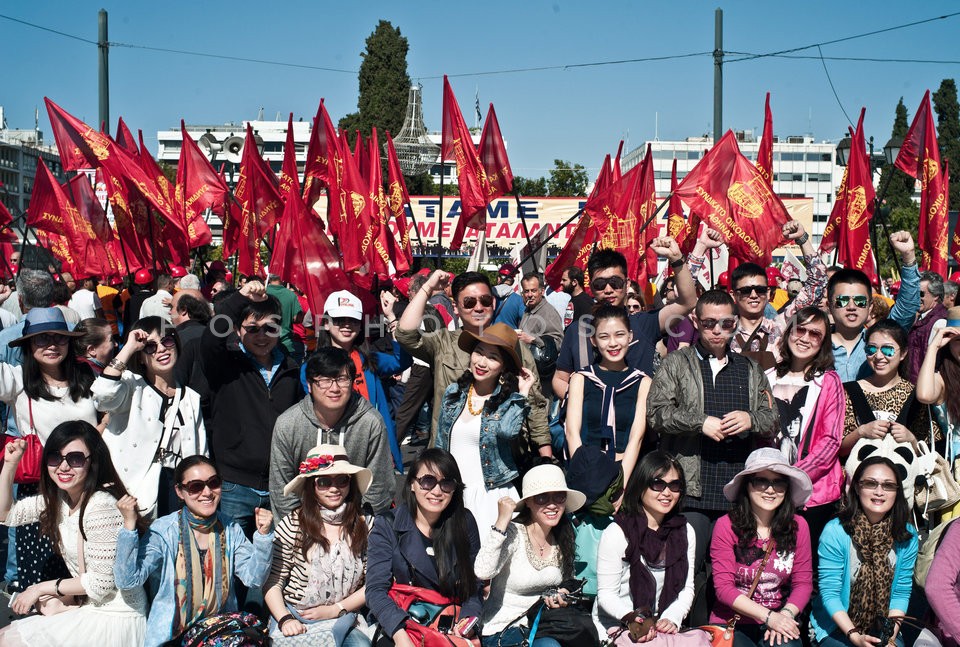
[3,1,960,178]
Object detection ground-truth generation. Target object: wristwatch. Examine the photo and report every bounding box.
[336,602,347,617]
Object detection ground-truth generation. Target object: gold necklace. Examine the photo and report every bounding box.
[466,384,484,416]
[526,525,550,555]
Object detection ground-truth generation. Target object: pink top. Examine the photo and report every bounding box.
[709,514,813,625]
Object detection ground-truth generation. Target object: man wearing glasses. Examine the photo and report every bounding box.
[829,231,920,382]
[269,347,394,520]
[646,289,778,522]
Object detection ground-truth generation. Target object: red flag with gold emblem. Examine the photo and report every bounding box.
[756,93,774,187]
[385,132,414,274]
[667,158,694,254]
[65,174,123,280]
[674,130,790,266]
[443,77,489,250]
[366,128,391,278]
[335,135,376,273]
[894,91,949,275]
[137,130,198,260]
[231,124,283,278]
[279,113,300,200]
[302,101,336,220]
[177,122,228,245]
[637,145,660,284]
[478,104,513,200]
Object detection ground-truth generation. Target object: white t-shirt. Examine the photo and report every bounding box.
[68,289,102,320]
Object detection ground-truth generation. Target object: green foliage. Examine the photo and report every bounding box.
[933,79,960,209]
[547,159,588,197]
[877,98,917,211]
[404,173,435,196]
[338,21,411,143]
[158,161,177,187]
[513,175,548,196]
[876,204,920,276]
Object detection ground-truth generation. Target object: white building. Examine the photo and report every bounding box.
[0,107,64,219]
[621,131,843,246]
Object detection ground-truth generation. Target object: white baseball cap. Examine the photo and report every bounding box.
[324,290,363,320]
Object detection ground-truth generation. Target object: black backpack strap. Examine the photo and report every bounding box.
[843,381,876,426]
[896,391,921,428]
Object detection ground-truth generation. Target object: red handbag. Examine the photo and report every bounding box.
[3,400,43,484]
[387,582,479,647]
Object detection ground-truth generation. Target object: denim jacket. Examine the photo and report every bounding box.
[435,383,529,490]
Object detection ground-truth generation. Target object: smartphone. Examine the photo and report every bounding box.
[436,614,454,634]
[458,616,479,637]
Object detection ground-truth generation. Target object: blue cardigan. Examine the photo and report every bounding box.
[810,518,918,642]
[114,511,274,647]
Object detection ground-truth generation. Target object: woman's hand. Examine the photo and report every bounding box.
[116,495,140,531]
[11,584,41,615]
[380,291,397,318]
[518,368,535,397]
[495,496,517,531]
[542,590,569,609]
[299,604,337,621]
[124,328,149,353]
[888,422,916,446]
[3,439,25,467]
[932,326,960,350]
[280,617,307,636]
[857,420,889,440]
[254,507,273,535]
[851,631,882,647]
[654,619,677,634]
[764,611,799,640]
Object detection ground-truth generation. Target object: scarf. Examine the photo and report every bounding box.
[321,502,348,525]
[848,512,895,631]
[174,508,231,635]
[615,511,688,614]
[580,366,644,458]
[349,349,369,400]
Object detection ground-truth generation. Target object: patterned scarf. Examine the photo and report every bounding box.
[173,508,231,635]
[848,512,895,631]
[614,511,688,614]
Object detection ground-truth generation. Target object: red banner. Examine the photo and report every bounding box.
[385,132,414,274]
[175,121,226,249]
[756,93,774,187]
[478,104,514,200]
[302,100,335,220]
[366,128,391,278]
[667,158,694,254]
[443,77,489,250]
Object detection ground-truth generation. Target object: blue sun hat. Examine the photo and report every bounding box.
[8,307,81,347]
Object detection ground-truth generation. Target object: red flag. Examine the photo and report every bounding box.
[136,130,195,261]
[384,133,414,274]
[279,113,300,200]
[756,93,774,187]
[366,128,392,278]
[637,145,660,284]
[894,91,949,275]
[667,158,695,254]
[115,118,139,158]
[65,175,123,280]
[302,101,336,218]
[45,97,110,171]
[819,110,878,285]
[335,134,377,273]
[175,122,226,247]
[478,104,514,200]
[232,124,282,277]
[443,76,489,250]
[612,140,624,183]
[674,130,790,266]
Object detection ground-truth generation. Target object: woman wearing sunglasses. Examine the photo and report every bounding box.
[0,420,148,646]
[265,445,372,646]
[566,305,653,482]
[92,316,206,519]
[596,451,701,644]
[0,307,99,591]
[475,463,587,647]
[367,448,483,647]
[114,454,274,647]
[711,449,813,647]
[435,323,535,531]
[839,320,929,459]
[811,456,918,646]
[765,307,844,547]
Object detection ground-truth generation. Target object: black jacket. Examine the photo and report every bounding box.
[200,292,302,489]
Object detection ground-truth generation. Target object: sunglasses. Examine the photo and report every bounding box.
[649,478,683,493]
[33,333,70,347]
[858,478,898,493]
[310,375,354,391]
[330,317,360,327]
[833,295,869,309]
[178,475,223,496]
[45,451,90,469]
[415,474,458,494]
[460,294,494,309]
[627,304,642,312]
[142,335,176,355]
[920,291,926,299]
[699,318,738,331]
[749,477,789,493]
[790,324,825,343]
[590,276,626,292]
[733,285,772,298]
[866,343,898,358]
[242,322,281,336]
[315,474,351,489]
[531,492,568,506]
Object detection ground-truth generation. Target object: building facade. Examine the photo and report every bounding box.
[0,110,65,220]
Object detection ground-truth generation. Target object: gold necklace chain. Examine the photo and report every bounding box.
[466,384,484,416]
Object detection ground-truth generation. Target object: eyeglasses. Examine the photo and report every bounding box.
[315,474,351,489]
[699,318,738,331]
[460,294,494,309]
[649,478,683,493]
[733,285,772,298]
[858,478,898,493]
[833,295,869,309]
[790,324,825,343]
[415,474,458,494]
[866,344,898,358]
[627,304,642,312]
[142,335,176,355]
[749,477,789,493]
[590,276,626,292]
[310,375,354,391]
[45,451,90,469]
[178,475,223,496]
[242,322,281,336]
[33,333,70,347]
[531,492,568,506]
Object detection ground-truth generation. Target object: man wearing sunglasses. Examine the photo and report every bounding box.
[647,290,778,521]
[719,220,825,371]
[906,271,947,383]
[397,270,554,457]
[828,231,920,382]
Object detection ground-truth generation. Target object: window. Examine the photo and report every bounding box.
[807,152,832,162]
[806,174,831,182]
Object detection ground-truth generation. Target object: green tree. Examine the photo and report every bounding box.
[547,159,588,197]
[933,79,960,209]
[877,98,916,211]
[404,172,435,196]
[338,21,411,148]
[513,175,548,196]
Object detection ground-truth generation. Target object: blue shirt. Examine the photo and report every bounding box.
[239,343,284,386]
[494,292,525,328]
[831,263,921,382]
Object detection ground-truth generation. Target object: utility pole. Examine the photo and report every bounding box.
[98,9,109,134]
[713,8,723,144]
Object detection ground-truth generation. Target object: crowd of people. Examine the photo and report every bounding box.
[0,219,959,647]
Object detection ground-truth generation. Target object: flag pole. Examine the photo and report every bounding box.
[436,161,444,269]
[513,191,538,273]
[872,169,902,275]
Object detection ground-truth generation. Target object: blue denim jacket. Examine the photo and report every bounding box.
[114,511,274,647]
[435,383,528,489]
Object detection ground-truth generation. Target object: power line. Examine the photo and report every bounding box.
[731,52,960,65]
[108,41,357,74]
[0,12,97,45]
[816,46,855,129]
[421,52,714,80]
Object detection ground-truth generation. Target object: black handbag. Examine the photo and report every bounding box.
[524,579,599,647]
